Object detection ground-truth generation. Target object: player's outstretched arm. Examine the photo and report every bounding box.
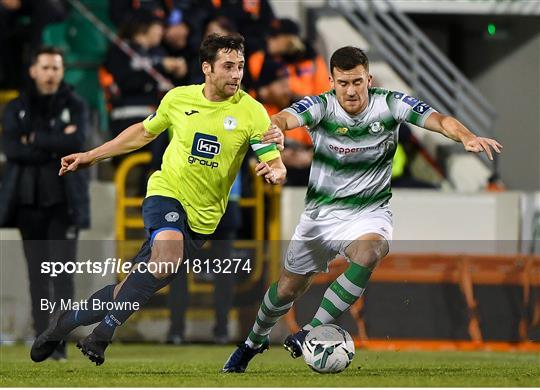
[423,112,503,160]
[270,111,301,132]
[256,157,287,185]
[262,111,303,149]
[59,122,158,176]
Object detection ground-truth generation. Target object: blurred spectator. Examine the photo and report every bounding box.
[109,0,211,51]
[0,0,67,89]
[0,46,90,360]
[101,10,185,182]
[247,18,330,99]
[188,14,238,84]
[254,59,313,186]
[204,14,238,40]
[391,124,438,188]
[210,0,275,53]
[162,18,197,85]
[254,59,290,114]
[109,0,169,25]
[245,18,327,186]
[103,11,183,137]
[167,176,243,345]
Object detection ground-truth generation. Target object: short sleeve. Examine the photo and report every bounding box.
[249,102,280,162]
[283,95,325,129]
[386,91,437,127]
[143,91,172,135]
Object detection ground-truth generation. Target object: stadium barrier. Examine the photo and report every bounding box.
[283,253,540,352]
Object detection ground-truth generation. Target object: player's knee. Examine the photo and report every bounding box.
[347,238,389,270]
[277,278,311,302]
[276,284,302,302]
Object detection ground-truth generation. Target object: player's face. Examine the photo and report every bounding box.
[204,49,244,99]
[29,53,64,95]
[330,64,372,115]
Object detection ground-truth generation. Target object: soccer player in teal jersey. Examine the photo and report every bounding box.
[30,34,286,365]
[223,46,502,372]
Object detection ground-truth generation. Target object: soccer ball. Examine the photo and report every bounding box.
[302,324,355,373]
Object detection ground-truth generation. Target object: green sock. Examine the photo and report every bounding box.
[246,282,293,348]
[305,263,371,329]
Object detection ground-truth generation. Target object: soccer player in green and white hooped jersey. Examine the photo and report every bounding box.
[223,46,502,372]
[30,33,286,366]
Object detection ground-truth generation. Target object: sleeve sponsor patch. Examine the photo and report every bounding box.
[413,102,431,114]
[402,95,419,107]
[392,92,420,107]
[290,96,320,114]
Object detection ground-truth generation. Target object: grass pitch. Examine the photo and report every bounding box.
[1,343,539,387]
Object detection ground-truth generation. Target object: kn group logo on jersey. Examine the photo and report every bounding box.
[188,132,221,168]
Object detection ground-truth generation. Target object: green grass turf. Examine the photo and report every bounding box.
[1,343,539,387]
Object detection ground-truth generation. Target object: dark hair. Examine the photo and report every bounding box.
[199,33,244,67]
[204,15,238,36]
[30,46,64,65]
[118,10,163,40]
[330,46,369,74]
[268,18,300,37]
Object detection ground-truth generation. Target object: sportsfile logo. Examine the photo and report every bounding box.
[189,132,221,168]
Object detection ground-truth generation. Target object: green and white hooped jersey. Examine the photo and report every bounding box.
[284,88,436,217]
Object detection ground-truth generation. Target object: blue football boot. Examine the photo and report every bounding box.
[283,329,309,358]
[222,339,269,373]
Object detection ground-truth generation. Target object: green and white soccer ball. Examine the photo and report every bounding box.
[302,324,355,373]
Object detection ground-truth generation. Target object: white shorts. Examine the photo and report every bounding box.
[284,207,393,275]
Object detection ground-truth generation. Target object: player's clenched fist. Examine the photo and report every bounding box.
[58,152,93,176]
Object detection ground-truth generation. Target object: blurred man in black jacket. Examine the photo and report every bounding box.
[0,46,90,360]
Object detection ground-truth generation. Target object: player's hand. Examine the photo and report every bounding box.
[255,161,285,185]
[462,136,503,161]
[59,152,92,176]
[262,124,284,151]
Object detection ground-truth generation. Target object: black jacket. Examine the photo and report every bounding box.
[0,82,90,228]
[104,42,166,109]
